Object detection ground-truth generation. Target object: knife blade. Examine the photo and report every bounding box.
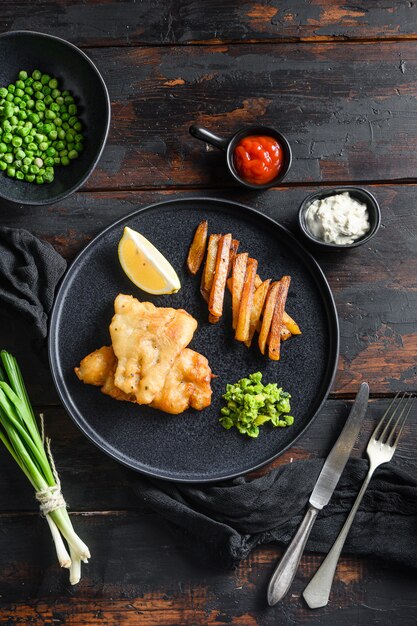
[267,382,369,606]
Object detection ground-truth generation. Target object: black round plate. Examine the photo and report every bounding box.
[49,198,339,482]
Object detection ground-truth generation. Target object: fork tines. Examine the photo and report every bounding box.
[372,392,414,448]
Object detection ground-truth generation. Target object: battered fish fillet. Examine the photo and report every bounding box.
[75,345,212,414]
[110,294,197,405]
[74,294,213,414]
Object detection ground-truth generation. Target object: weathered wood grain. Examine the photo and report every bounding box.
[1,184,415,398]
[52,41,417,189]
[1,1,417,46]
[0,511,415,625]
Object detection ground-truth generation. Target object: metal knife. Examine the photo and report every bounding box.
[267,382,369,606]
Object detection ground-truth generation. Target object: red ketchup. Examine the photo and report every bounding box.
[233,135,283,185]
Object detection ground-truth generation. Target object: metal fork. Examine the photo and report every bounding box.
[303,392,414,609]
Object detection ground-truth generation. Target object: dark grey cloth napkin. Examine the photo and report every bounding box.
[2,226,416,570]
[0,227,66,340]
[133,457,417,569]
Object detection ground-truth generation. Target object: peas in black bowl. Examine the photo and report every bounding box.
[0,31,110,206]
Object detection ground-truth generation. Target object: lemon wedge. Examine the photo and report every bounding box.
[118,226,181,295]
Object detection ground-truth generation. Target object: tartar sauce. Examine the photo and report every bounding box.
[305,192,370,245]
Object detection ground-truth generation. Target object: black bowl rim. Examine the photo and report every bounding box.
[298,186,381,249]
[0,29,111,206]
[226,125,293,190]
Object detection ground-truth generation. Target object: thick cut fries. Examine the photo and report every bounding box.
[244,279,271,348]
[227,239,240,276]
[235,257,258,342]
[200,233,220,302]
[256,320,292,342]
[187,220,208,275]
[269,276,291,360]
[209,234,232,319]
[283,311,302,335]
[258,282,280,354]
[232,253,248,329]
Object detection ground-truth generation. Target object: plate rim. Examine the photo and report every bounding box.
[48,196,340,483]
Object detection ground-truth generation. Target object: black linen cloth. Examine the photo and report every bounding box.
[1,226,416,570]
[0,227,66,341]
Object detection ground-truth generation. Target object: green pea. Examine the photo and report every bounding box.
[35,175,44,184]
[24,86,34,96]
[51,88,60,99]
[35,101,46,112]
[48,130,57,141]
[7,84,15,93]
[39,141,48,151]
[62,122,69,131]
[18,71,28,81]
[61,155,70,166]
[32,70,42,80]
[25,174,35,182]
[33,81,42,91]
[68,149,78,160]
[50,103,60,112]
[43,87,51,96]
[4,153,14,163]
[3,133,12,143]
[56,96,64,106]
[54,117,62,126]
[5,93,14,102]
[15,88,24,98]
[16,170,24,180]
[44,156,54,167]
[44,95,53,106]
[23,157,32,166]
[0,87,7,98]
[29,164,39,174]
[0,143,6,153]
[73,122,82,132]
[12,136,22,147]
[21,164,29,174]
[0,161,6,171]
[26,99,35,109]
[68,104,77,115]
[43,171,54,183]
[34,91,44,100]
[45,110,56,120]
[15,149,26,159]
[14,159,22,169]
[49,78,58,90]
[7,166,15,177]
[41,74,50,85]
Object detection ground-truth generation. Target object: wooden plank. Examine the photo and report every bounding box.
[0,510,415,624]
[84,42,417,187]
[1,1,417,46]
[0,42,411,189]
[0,398,413,513]
[1,184,414,397]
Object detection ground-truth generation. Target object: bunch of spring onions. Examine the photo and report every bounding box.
[0,350,90,584]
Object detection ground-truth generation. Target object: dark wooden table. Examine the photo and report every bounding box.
[1,2,417,624]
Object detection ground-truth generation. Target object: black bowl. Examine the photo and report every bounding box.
[298,187,381,250]
[0,30,110,205]
[189,124,292,189]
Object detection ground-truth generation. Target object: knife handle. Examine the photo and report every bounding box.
[267,505,319,606]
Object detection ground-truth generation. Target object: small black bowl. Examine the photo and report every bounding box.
[298,187,381,250]
[189,124,292,189]
[0,30,111,206]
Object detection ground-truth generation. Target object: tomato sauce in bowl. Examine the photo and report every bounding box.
[233,135,283,185]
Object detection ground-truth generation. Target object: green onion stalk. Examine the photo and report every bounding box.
[0,350,90,584]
